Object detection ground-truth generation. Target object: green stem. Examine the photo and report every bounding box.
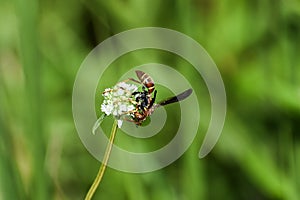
[85,120,118,200]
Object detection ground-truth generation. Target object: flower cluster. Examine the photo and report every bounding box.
[100,82,138,127]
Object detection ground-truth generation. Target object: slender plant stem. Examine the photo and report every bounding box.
[85,120,118,200]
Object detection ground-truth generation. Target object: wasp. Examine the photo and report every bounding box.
[126,70,192,126]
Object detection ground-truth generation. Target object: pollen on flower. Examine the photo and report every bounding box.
[100,82,138,127]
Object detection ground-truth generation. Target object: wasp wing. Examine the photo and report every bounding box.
[155,88,192,107]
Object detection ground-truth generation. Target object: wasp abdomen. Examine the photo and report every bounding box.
[136,70,155,93]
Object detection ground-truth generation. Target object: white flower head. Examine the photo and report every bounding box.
[100,82,138,127]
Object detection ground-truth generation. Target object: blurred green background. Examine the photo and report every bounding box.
[1,0,300,199]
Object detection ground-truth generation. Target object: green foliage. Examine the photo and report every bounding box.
[1,0,299,199]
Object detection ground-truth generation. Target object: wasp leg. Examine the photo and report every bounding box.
[123,118,141,127]
[124,118,135,122]
[121,78,141,84]
[149,90,157,108]
[120,108,138,116]
[132,91,141,96]
[102,88,113,94]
